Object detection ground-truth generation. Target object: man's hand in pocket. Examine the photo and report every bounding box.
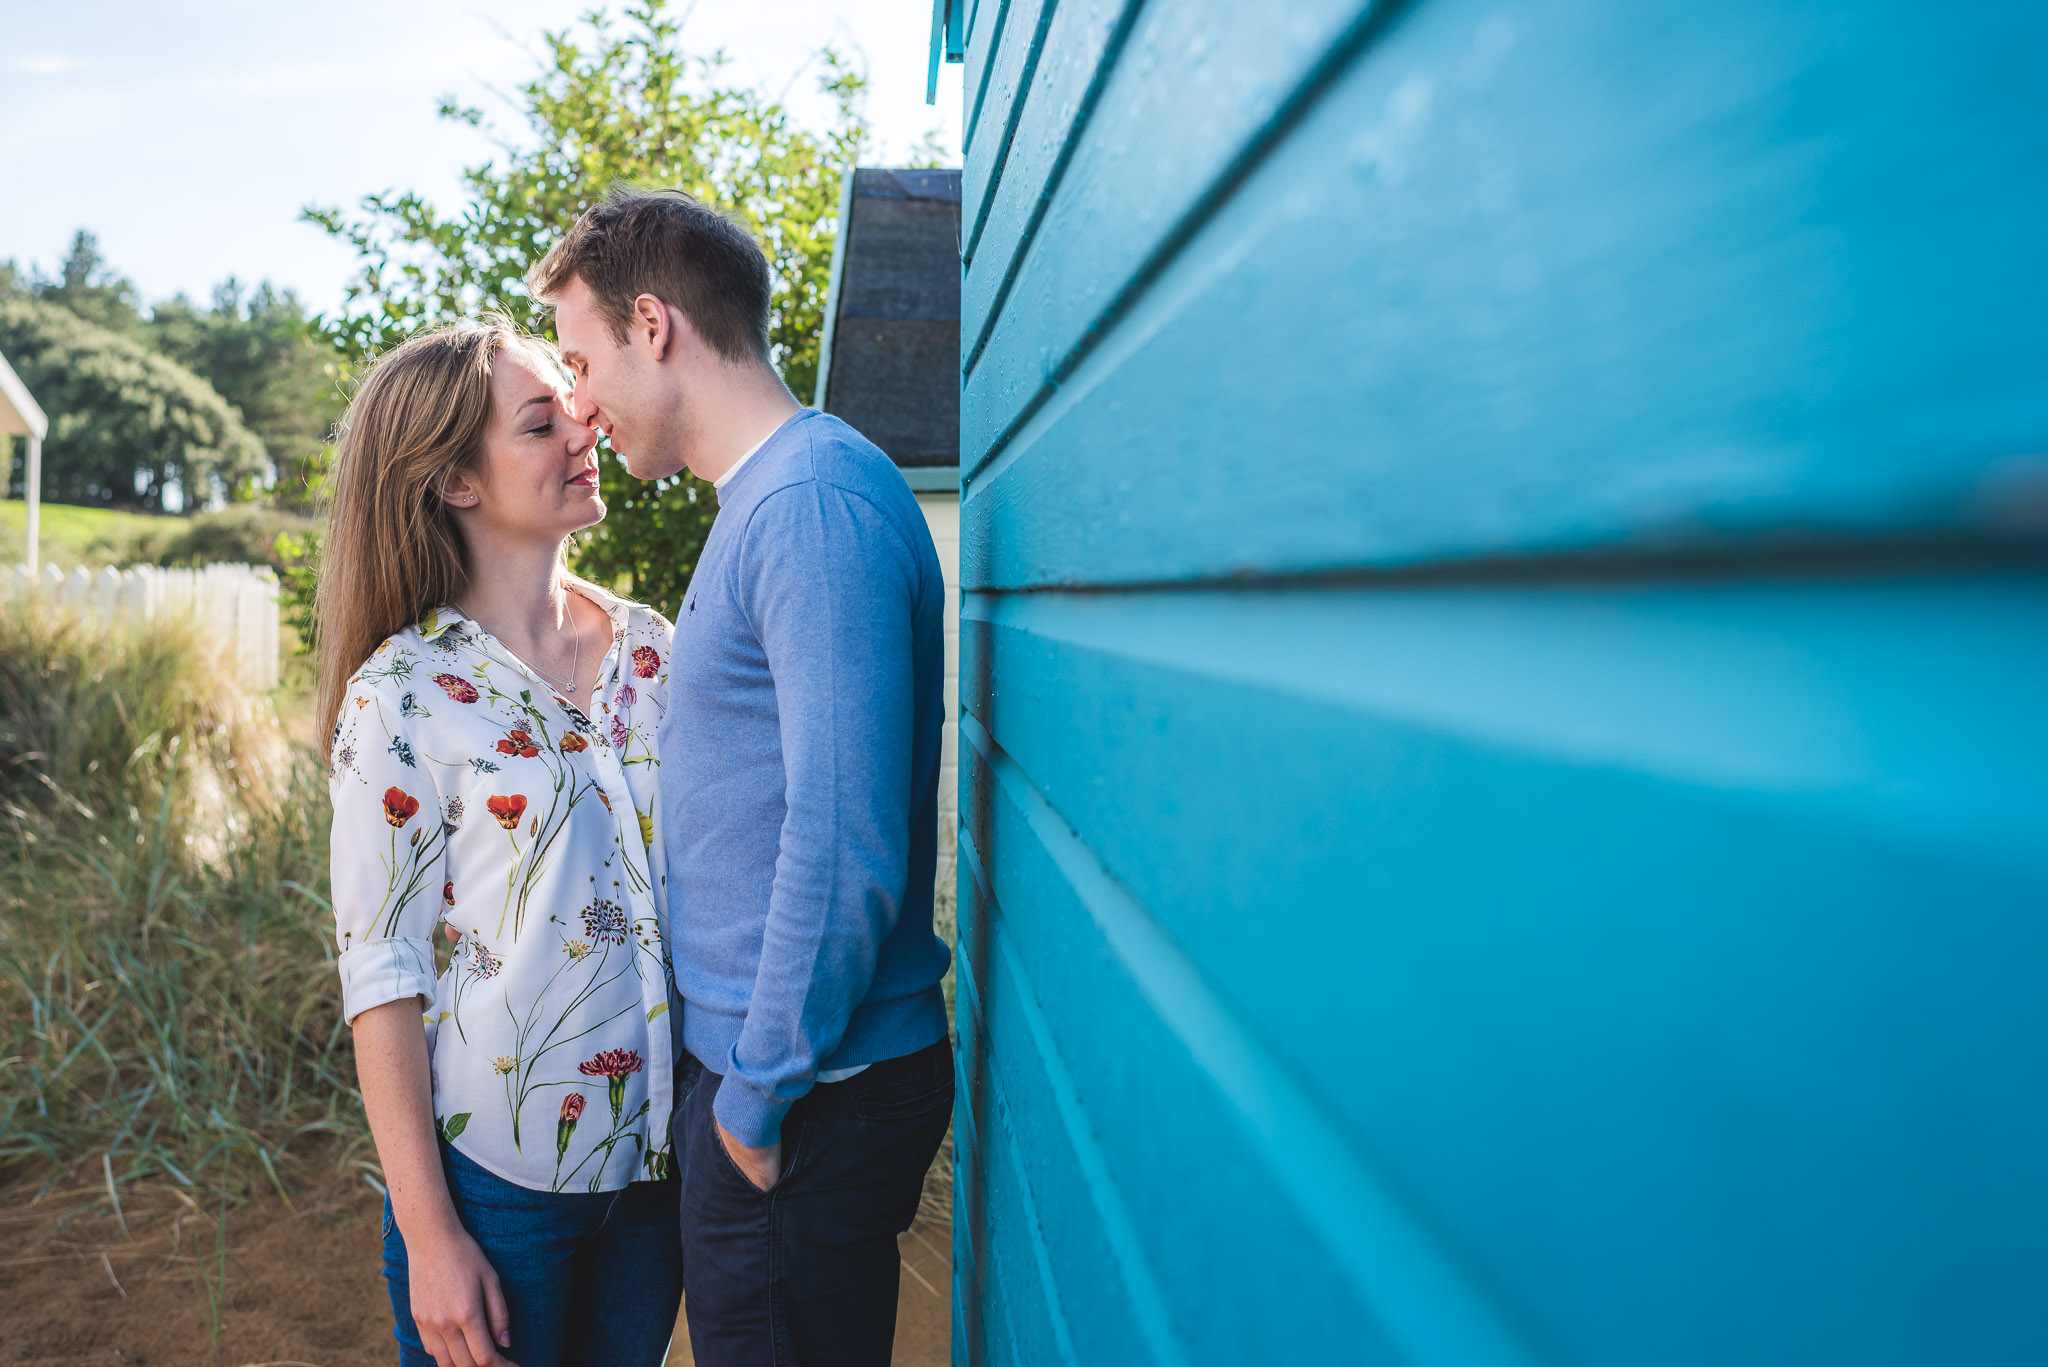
[717,1119,782,1192]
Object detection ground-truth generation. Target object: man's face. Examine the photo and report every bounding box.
[553,275,687,481]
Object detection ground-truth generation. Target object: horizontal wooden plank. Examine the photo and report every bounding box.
[950,1008,994,1362]
[954,902,1184,1366]
[953,937,1101,1367]
[961,0,1369,367]
[959,576,2048,1366]
[959,748,1508,1364]
[964,577,2048,879]
[961,0,1053,248]
[951,984,1077,1367]
[960,0,1014,161]
[959,0,2048,585]
[958,0,1139,272]
[951,1035,1045,1367]
[962,0,993,55]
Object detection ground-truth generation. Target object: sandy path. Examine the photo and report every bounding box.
[2,1181,951,1365]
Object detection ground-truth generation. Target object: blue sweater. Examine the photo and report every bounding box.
[661,409,952,1147]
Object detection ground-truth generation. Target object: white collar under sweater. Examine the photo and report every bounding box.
[712,429,775,490]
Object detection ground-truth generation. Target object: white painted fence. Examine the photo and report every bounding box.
[4,561,281,690]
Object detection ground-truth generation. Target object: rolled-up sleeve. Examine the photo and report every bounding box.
[329,682,447,1025]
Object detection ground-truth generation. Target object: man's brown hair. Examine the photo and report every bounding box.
[528,187,772,363]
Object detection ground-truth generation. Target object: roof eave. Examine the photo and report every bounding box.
[0,349,48,440]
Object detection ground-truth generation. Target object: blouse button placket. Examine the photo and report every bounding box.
[584,638,673,1094]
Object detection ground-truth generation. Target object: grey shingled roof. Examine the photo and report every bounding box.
[816,168,961,469]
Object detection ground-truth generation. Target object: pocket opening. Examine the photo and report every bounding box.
[855,1081,952,1122]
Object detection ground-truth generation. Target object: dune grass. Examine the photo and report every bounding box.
[0,592,954,1242]
[0,598,358,1209]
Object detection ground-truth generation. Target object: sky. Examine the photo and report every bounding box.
[0,0,963,312]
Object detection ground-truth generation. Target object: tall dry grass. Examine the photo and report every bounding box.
[0,599,359,1209]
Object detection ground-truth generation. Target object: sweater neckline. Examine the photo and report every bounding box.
[714,408,814,505]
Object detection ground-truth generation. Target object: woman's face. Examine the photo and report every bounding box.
[453,348,604,540]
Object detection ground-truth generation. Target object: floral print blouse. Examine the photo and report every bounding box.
[328,582,675,1193]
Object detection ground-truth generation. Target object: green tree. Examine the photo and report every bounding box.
[31,230,147,336]
[5,237,339,513]
[150,282,343,512]
[305,0,868,616]
[0,296,266,510]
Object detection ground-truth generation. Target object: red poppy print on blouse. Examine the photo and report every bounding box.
[496,728,541,758]
[383,788,420,827]
[486,795,529,829]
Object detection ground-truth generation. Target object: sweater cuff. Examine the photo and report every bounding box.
[712,1069,796,1148]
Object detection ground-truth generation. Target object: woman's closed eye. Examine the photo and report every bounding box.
[527,419,554,437]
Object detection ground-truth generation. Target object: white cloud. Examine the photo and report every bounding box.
[12,55,85,77]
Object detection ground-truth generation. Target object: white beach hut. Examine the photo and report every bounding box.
[0,348,47,568]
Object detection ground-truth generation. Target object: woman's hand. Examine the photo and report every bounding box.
[352,998,519,1367]
[404,1214,518,1367]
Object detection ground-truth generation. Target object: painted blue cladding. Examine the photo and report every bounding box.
[951,1,2048,1365]
[962,0,2048,578]
[959,580,2048,1364]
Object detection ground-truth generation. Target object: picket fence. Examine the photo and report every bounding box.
[4,561,281,690]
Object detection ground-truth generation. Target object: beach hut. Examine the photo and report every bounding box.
[935,2,2048,1364]
[0,347,46,568]
[814,166,964,869]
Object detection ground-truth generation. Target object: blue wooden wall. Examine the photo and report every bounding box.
[947,2,2048,1364]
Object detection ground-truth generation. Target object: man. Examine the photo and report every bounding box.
[530,188,953,1366]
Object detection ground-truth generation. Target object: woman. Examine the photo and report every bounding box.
[317,321,679,1367]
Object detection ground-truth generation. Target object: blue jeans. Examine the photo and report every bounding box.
[382,1144,682,1367]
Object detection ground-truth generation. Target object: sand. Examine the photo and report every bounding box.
[1,1179,951,1366]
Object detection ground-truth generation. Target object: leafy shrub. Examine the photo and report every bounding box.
[137,506,319,573]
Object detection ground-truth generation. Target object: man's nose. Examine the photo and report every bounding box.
[564,387,598,427]
[566,416,598,456]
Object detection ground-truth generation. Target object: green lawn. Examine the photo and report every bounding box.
[0,499,175,569]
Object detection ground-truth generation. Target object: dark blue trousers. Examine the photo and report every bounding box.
[676,1039,954,1367]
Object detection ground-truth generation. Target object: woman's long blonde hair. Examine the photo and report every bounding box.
[314,320,556,747]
